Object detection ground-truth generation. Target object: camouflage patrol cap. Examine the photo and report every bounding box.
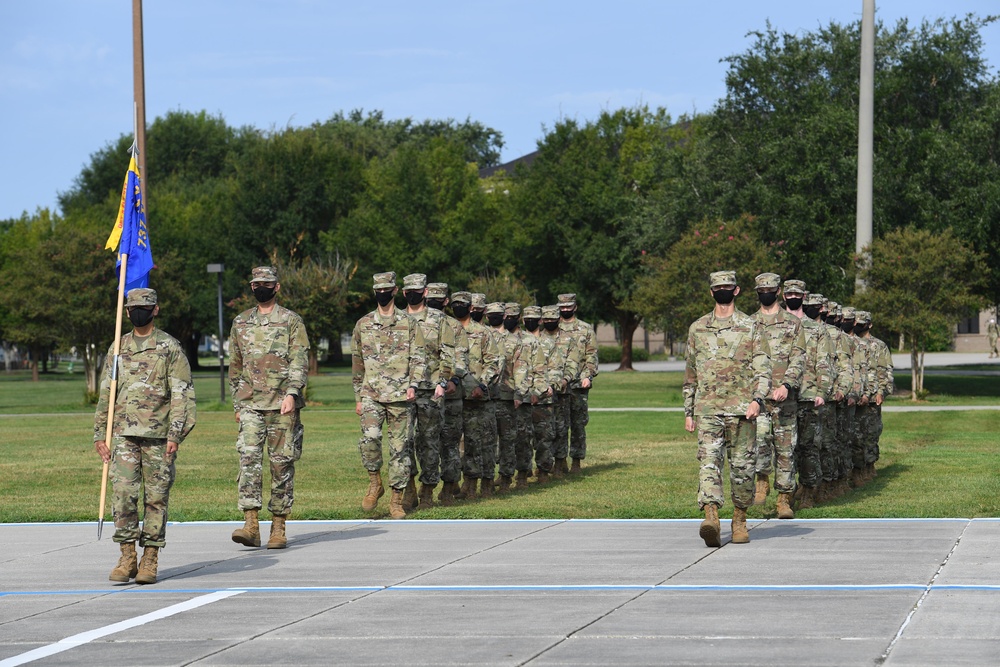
[856,310,871,324]
[373,271,397,290]
[755,272,781,290]
[505,302,521,316]
[451,291,472,304]
[557,293,577,307]
[485,302,505,314]
[841,306,857,320]
[523,305,541,318]
[541,305,560,319]
[402,273,427,291]
[827,300,839,311]
[830,304,842,317]
[250,266,278,283]
[710,270,737,287]
[783,279,807,294]
[426,282,448,299]
[803,292,825,306]
[125,288,157,307]
[470,293,487,309]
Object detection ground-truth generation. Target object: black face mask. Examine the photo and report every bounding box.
[503,317,518,332]
[803,305,822,320]
[784,297,803,311]
[252,285,276,303]
[426,299,445,310]
[375,290,395,307]
[712,288,736,305]
[841,320,855,333]
[452,304,470,320]
[486,313,504,327]
[543,320,560,332]
[757,291,778,307]
[404,291,425,306]
[471,310,484,323]
[128,307,154,328]
[854,323,868,335]
[523,318,539,332]
[560,309,575,320]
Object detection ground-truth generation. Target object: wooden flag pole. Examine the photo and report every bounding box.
[98,254,129,540]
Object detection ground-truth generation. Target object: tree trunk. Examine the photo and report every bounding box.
[330,335,344,363]
[1,342,12,372]
[83,344,102,398]
[183,332,201,371]
[909,339,922,400]
[616,311,641,371]
[30,346,40,382]
[308,349,319,375]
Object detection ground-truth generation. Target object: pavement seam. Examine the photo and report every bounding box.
[878,518,972,665]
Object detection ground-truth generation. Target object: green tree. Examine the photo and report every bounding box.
[468,269,535,306]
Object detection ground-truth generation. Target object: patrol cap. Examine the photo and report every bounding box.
[485,302,505,314]
[523,305,541,318]
[471,293,487,309]
[827,300,839,311]
[755,272,781,290]
[557,293,577,307]
[402,273,427,291]
[541,305,560,319]
[505,302,521,316]
[803,293,825,306]
[841,306,857,320]
[710,270,737,287]
[856,310,871,324]
[250,266,278,283]
[830,304,842,317]
[783,279,807,294]
[373,271,396,290]
[126,288,157,307]
[426,282,448,299]
[451,291,472,304]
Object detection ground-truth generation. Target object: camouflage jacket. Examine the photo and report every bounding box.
[486,327,509,400]
[683,309,772,418]
[352,308,429,403]
[530,331,565,405]
[753,308,806,397]
[853,335,874,400]
[540,329,579,400]
[229,304,310,412]
[825,324,855,398]
[550,329,579,395]
[408,306,456,391]
[94,328,196,444]
[846,334,866,399]
[559,318,599,388]
[460,319,502,402]
[495,328,527,401]
[518,330,541,401]
[794,314,834,402]
[870,335,894,398]
[442,313,470,401]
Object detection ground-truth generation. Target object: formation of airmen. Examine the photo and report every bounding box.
[684,271,894,547]
[351,272,599,518]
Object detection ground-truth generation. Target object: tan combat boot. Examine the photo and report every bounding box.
[570,458,582,474]
[232,509,261,547]
[699,503,721,548]
[267,515,287,549]
[456,476,475,500]
[362,471,384,511]
[134,546,159,585]
[402,475,418,511]
[552,458,567,478]
[798,487,815,510]
[776,493,795,519]
[851,467,865,488]
[497,475,513,494]
[731,507,750,543]
[417,483,436,510]
[535,468,550,484]
[515,470,530,490]
[389,488,407,519]
[109,542,138,582]
[753,474,770,505]
[868,463,878,480]
[438,481,456,506]
[479,477,494,498]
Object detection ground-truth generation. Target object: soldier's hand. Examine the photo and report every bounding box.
[859,395,869,406]
[471,386,485,399]
[833,391,844,402]
[95,440,111,463]
[684,416,695,433]
[167,441,178,456]
[531,395,538,405]
[814,396,825,407]
[406,387,416,402]
[581,377,591,389]
[280,395,297,415]
[234,411,240,423]
[771,385,788,402]
[444,382,457,395]
[546,387,554,397]
[355,401,362,416]
[514,399,522,409]
[746,401,761,420]
[433,385,445,399]
[847,396,856,406]
[875,393,883,406]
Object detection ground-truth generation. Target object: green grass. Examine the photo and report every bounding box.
[1,369,998,522]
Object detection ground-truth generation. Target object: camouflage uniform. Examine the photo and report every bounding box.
[752,274,806,496]
[401,274,456,487]
[536,306,577,474]
[683,272,772,511]
[869,321,894,468]
[455,292,502,482]
[94,288,196,547]
[516,319,542,475]
[988,318,999,358]
[352,272,428,490]
[794,289,835,492]
[823,302,854,491]
[557,293,599,465]
[491,302,527,481]
[852,311,878,476]
[833,307,861,484]
[229,268,309,516]
[550,310,580,466]
[429,283,468,487]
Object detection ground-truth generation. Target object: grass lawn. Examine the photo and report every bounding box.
[1,369,998,522]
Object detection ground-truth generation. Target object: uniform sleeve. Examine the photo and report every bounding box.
[167,342,197,444]
[453,324,469,380]
[751,323,773,402]
[227,320,243,410]
[481,332,502,388]
[284,314,310,399]
[835,336,854,397]
[437,317,457,383]
[817,330,835,399]
[562,336,580,387]
[512,340,530,400]
[682,326,698,417]
[409,324,428,388]
[879,342,895,396]
[850,339,865,399]
[584,325,599,381]
[782,322,807,390]
[351,321,364,403]
[93,342,117,442]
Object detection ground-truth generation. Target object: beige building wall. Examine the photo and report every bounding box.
[953,308,997,353]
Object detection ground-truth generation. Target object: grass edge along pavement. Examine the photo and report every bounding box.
[0,370,998,522]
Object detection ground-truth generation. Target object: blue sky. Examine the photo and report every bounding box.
[2,1,999,221]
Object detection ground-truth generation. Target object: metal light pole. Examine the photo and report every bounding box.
[855,0,875,292]
[207,264,226,402]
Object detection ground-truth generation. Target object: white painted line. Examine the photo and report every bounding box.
[0,589,244,667]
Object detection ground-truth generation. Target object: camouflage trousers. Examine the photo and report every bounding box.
[531,402,556,473]
[514,403,535,473]
[794,402,822,489]
[462,400,496,480]
[237,408,301,515]
[406,389,444,485]
[495,399,517,478]
[440,397,464,484]
[819,402,838,482]
[866,404,883,464]
[111,436,175,547]
[359,398,413,490]
[852,404,871,471]
[552,393,571,461]
[755,398,798,493]
[697,415,756,510]
[568,388,590,460]
[836,402,856,479]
